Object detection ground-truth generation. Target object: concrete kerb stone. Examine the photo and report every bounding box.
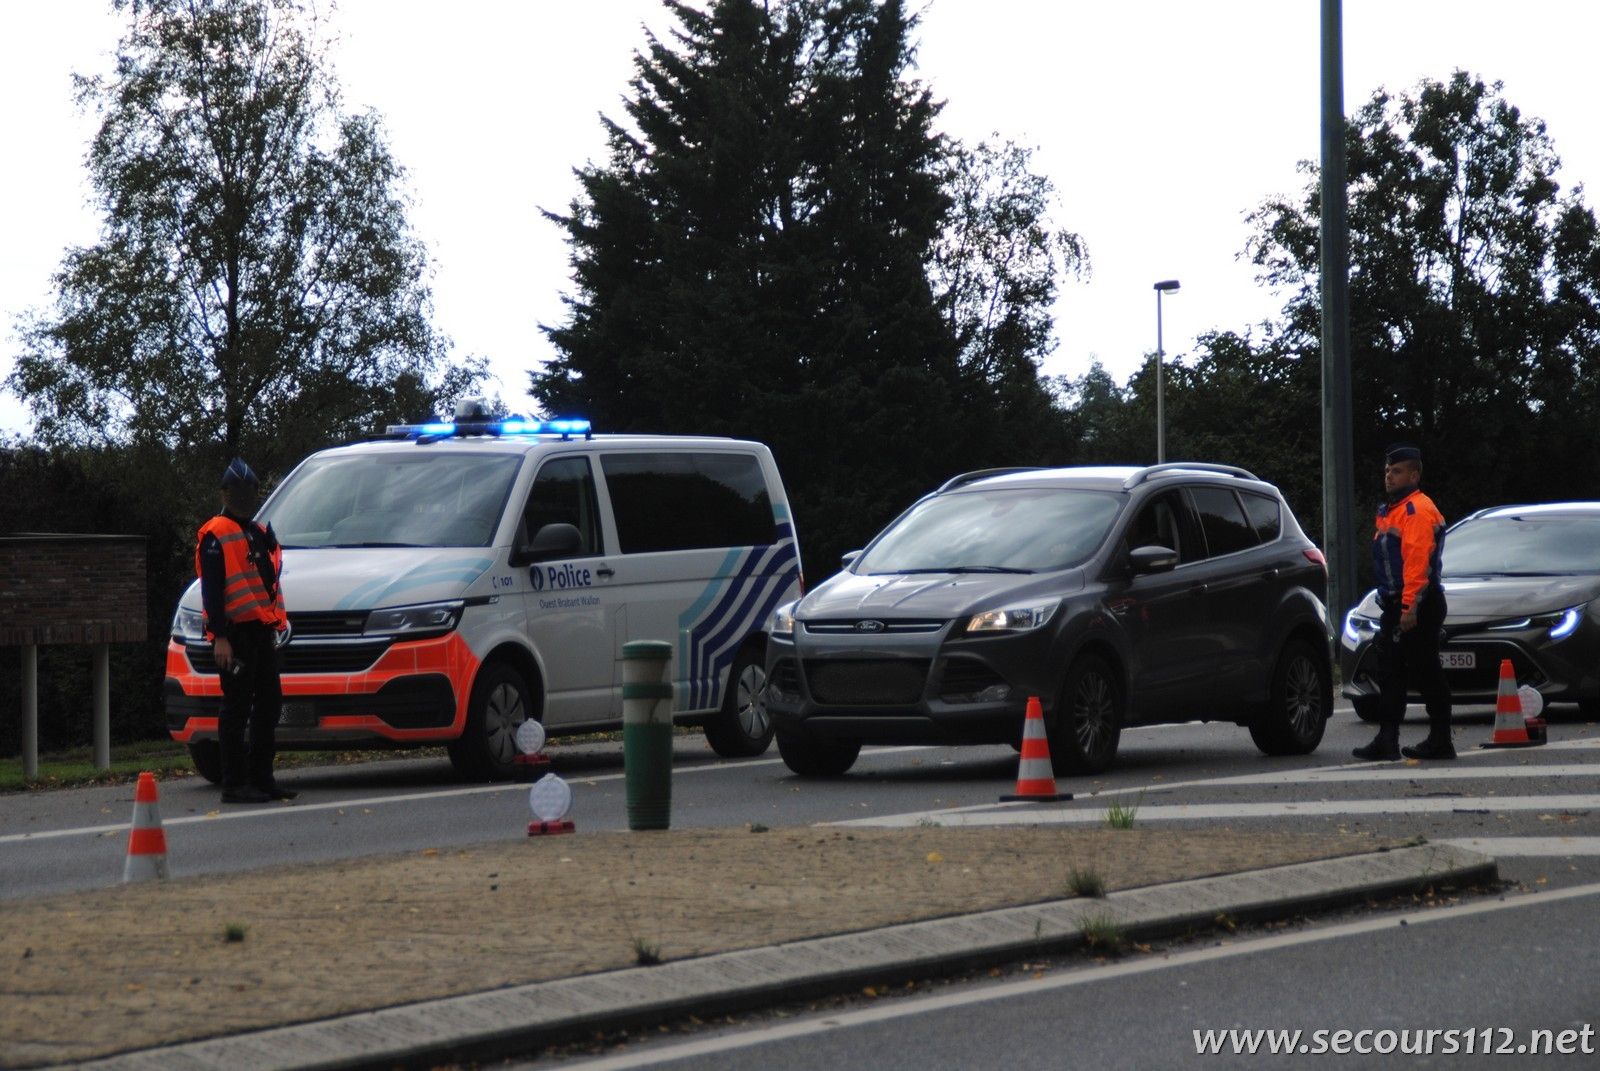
[69,843,1495,1071]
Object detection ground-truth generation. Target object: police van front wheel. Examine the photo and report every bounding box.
[188,740,223,784]
[449,662,533,781]
[704,646,775,758]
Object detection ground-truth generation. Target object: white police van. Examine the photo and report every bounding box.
[165,409,803,780]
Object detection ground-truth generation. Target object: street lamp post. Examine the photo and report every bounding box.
[1153,279,1180,463]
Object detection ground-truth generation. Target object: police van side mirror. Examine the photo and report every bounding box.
[513,522,583,566]
[1129,545,1180,574]
[840,549,862,570]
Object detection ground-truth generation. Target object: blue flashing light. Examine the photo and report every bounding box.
[384,416,593,440]
[1549,607,1582,640]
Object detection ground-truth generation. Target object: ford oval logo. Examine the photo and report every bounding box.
[855,620,886,633]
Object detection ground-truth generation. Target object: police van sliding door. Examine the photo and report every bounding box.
[596,450,799,716]
[518,456,616,726]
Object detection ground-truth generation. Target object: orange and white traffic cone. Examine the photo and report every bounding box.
[1000,696,1073,802]
[1481,660,1541,749]
[123,771,170,882]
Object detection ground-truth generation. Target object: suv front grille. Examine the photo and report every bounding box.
[803,619,946,635]
[804,659,929,705]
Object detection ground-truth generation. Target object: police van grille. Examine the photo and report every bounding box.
[804,660,929,705]
[287,611,369,637]
[186,640,393,675]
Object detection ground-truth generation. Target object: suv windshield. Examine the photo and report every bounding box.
[259,452,523,548]
[856,488,1121,575]
[1444,514,1600,577]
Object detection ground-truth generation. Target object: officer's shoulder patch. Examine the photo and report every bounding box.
[1405,501,1416,514]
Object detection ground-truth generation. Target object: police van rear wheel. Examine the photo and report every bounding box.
[449,662,532,781]
[188,740,223,784]
[704,645,775,758]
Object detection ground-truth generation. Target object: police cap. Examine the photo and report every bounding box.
[221,457,260,489]
[1384,443,1422,465]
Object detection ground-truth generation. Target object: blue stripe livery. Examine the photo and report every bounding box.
[678,524,800,710]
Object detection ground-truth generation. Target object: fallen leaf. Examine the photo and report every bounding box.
[925,851,944,863]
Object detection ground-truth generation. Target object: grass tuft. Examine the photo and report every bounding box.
[1067,866,1107,898]
[1079,913,1125,955]
[1104,797,1139,830]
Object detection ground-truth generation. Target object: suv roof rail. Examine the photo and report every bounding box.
[1122,462,1260,490]
[936,467,1046,493]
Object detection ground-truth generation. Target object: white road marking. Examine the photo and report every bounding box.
[840,794,1600,828]
[552,880,1600,1071]
[1439,837,1600,857]
[0,746,933,845]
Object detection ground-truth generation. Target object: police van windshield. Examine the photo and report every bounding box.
[856,489,1121,575]
[259,452,523,548]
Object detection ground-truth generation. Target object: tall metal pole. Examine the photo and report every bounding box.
[1320,0,1359,623]
[1155,290,1166,464]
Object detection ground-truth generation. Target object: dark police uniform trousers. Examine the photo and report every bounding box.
[217,620,284,790]
[1375,591,1452,730]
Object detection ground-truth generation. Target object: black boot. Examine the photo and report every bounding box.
[1402,731,1457,761]
[1353,725,1401,761]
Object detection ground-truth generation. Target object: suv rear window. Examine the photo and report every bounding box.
[1189,486,1257,558]
[602,452,774,553]
[1240,491,1281,543]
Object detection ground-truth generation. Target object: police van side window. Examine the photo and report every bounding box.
[1189,486,1257,558]
[601,452,774,553]
[522,457,602,556]
[1239,491,1281,543]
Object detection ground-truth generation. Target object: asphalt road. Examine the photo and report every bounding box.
[5,702,1599,902]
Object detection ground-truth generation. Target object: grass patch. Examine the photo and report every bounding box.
[1104,796,1140,830]
[1066,866,1107,899]
[0,740,195,794]
[1079,912,1125,955]
[223,923,248,943]
[632,938,662,967]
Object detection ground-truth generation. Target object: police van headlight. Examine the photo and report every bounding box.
[364,600,464,638]
[963,601,1059,634]
[171,606,207,642]
[769,601,798,637]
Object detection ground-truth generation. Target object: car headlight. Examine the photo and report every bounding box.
[1342,610,1378,645]
[171,606,207,642]
[769,601,797,637]
[1548,607,1583,640]
[963,601,1059,634]
[363,600,463,637]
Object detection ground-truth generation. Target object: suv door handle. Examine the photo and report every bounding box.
[595,565,615,579]
[1261,567,1281,579]
[1189,582,1209,596]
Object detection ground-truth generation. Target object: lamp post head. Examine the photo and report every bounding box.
[1153,279,1181,293]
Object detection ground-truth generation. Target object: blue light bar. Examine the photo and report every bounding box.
[384,417,593,440]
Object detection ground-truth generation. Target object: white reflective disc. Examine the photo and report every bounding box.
[514,719,546,755]
[529,774,572,822]
[1518,685,1545,718]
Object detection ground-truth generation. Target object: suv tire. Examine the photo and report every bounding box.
[776,728,860,777]
[1250,639,1331,755]
[703,644,774,758]
[188,740,223,784]
[448,661,532,781]
[1050,653,1123,776]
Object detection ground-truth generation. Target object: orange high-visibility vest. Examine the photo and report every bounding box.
[195,515,286,635]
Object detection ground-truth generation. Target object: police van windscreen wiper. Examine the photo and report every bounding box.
[888,566,1035,574]
[325,541,429,548]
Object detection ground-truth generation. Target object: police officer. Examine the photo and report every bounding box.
[198,458,299,802]
[1353,444,1455,761]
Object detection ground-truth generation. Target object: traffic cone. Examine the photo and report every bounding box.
[1481,660,1541,749]
[1000,696,1073,802]
[123,771,170,882]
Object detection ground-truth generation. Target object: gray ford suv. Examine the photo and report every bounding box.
[764,464,1332,777]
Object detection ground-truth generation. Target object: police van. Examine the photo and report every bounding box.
[165,410,803,780]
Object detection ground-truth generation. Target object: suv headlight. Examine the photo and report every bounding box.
[963,601,1059,634]
[171,606,207,642]
[769,601,798,637]
[363,600,464,638]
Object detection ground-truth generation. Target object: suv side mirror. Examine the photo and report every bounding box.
[514,522,582,565]
[1129,545,1180,574]
[840,549,862,570]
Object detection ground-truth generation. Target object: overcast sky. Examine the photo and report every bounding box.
[2,1,1593,438]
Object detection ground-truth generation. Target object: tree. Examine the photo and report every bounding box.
[1246,71,1600,518]
[7,0,475,477]
[536,0,1080,574]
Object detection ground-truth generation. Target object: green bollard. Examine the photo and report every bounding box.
[622,640,674,830]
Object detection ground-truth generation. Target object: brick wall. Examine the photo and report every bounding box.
[0,535,149,646]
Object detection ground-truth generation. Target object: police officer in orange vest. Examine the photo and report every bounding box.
[198,458,298,802]
[1353,444,1456,762]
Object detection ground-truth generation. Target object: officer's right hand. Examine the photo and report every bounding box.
[214,636,234,672]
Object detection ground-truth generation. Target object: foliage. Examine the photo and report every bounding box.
[535,0,1082,576]
[7,0,479,482]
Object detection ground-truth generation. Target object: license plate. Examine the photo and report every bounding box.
[1440,651,1476,670]
[278,701,317,727]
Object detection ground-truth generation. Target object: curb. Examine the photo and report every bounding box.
[71,843,1494,1071]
